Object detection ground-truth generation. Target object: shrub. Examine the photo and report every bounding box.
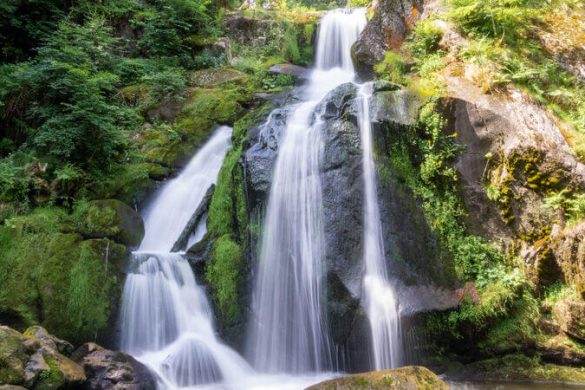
[406,19,444,58]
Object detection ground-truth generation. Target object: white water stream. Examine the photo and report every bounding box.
[248,8,367,374]
[357,84,403,369]
[119,127,252,389]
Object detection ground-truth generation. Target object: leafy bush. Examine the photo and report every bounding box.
[141,67,187,100]
[544,189,585,224]
[374,51,407,85]
[448,0,543,44]
[405,19,444,58]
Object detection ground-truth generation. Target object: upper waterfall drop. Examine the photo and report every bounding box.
[314,8,367,72]
[247,8,367,374]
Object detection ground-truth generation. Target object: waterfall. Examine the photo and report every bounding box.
[248,8,367,374]
[357,84,403,369]
[119,126,252,388]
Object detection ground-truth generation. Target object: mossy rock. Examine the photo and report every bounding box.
[0,326,27,386]
[77,199,144,247]
[189,68,247,87]
[446,353,585,384]
[22,327,73,356]
[0,325,85,389]
[306,366,449,389]
[39,237,127,344]
[0,216,128,345]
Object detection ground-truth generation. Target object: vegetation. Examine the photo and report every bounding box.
[205,103,273,330]
[0,207,127,343]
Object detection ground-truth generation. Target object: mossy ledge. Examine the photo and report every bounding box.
[204,103,274,342]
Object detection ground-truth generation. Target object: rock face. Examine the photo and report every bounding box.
[77,199,145,247]
[72,343,157,389]
[243,82,456,370]
[352,0,425,79]
[440,77,585,291]
[0,326,86,389]
[305,366,449,390]
[553,300,585,342]
[551,222,585,299]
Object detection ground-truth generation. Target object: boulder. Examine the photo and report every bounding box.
[72,343,157,390]
[77,199,145,247]
[190,68,246,87]
[0,327,27,386]
[553,300,585,342]
[0,325,86,389]
[23,326,74,356]
[305,366,449,389]
[268,63,309,79]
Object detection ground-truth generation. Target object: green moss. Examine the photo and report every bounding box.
[205,104,273,327]
[36,355,66,390]
[0,208,127,344]
[206,236,243,324]
[0,327,27,385]
[456,353,585,383]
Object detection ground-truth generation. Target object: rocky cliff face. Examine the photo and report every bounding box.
[440,76,585,293]
[352,0,426,79]
[243,82,459,370]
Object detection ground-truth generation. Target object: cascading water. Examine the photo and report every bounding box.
[248,8,367,374]
[119,126,252,389]
[118,8,402,389]
[357,84,403,369]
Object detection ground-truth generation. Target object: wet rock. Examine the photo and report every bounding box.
[72,342,157,390]
[306,366,449,389]
[77,199,145,247]
[225,14,275,46]
[172,185,215,252]
[352,0,426,80]
[245,107,290,202]
[317,84,455,369]
[553,300,585,342]
[319,82,357,120]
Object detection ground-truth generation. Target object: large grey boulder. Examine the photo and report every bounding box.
[72,343,157,390]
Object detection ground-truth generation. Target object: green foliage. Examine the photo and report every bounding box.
[543,281,579,304]
[447,0,585,158]
[405,20,444,58]
[347,0,369,6]
[389,101,508,284]
[205,104,273,325]
[543,189,585,224]
[133,0,213,57]
[448,0,543,44]
[374,52,408,85]
[141,67,187,101]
